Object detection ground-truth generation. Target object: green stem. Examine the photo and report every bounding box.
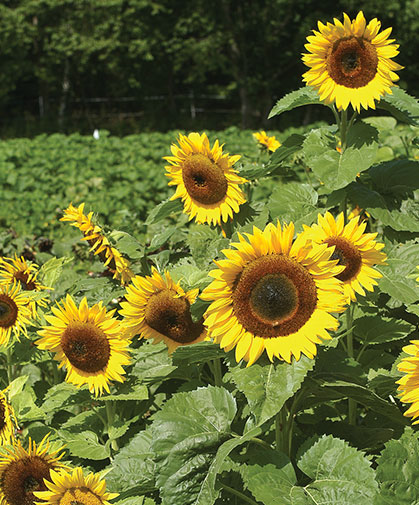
[346,306,357,425]
[6,346,13,384]
[331,104,340,127]
[212,358,223,387]
[219,482,260,505]
[340,109,348,152]
[105,400,119,451]
[249,437,273,450]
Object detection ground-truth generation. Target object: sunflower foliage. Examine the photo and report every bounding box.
[0,10,419,505]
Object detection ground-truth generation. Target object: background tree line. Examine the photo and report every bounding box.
[0,0,417,137]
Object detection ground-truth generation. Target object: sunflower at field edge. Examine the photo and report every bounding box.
[201,221,347,365]
[60,203,133,286]
[0,434,66,505]
[164,132,248,226]
[397,341,419,424]
[0,387,17,446]
[303,212,386,302]
[253,131,281,152]
[33,467,118,505]
[302,11,403,112]
[36,295,131,397]
[0,283,33,346]
[119,268,207,353]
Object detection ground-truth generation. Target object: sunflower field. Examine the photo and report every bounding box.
[0,10,419,505]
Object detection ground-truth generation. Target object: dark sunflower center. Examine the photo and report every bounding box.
[182,153,228,205]
[145,289,203,344]
[14,272,36,291]
[1,456,52,505]
[61,321,110,373]
[0,295,18,329]
[326,36,378,88]
[326,237,362,282]
[233,254,317,338]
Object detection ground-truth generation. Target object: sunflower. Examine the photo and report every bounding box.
[201,221,347,365]
[33,467,118,505]
[164,132,248,226]
[0,388,17,446]
[302,11,403,112]
[60,203,133,286]
[0,255,50,316]
[0,435,66,505]
[253,131,281,152]
[303,212,386,302]
[397,341,419,424]
[119,268,207,353]
[0,283,33,346]
[36,295,131,397]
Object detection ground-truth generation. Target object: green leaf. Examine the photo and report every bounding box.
[268,87,323,119]
[354,316,414,345]
[186,225,229,269]
[131,342,177,384]
[227,355,314,425]
[145,198,183,225]
[109,230,144,259]
[151,385,236,505]
[58,430,111,460]
[369,160,419,195]
[297,435,378,505]
[98,380,148,401]
[268,134,305,168]
[11,385,45,422]
[41,382,87,413]
[378,87,419,125]
[375,427,419,505]
[38,256,73,288]
[172,341,226,366]
[7,375,28,400]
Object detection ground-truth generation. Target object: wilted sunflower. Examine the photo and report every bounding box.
[302,11,403,111]
[61,203,133,286]
[36,295,131,397]
[0,283,33,346]
[397,341,419,424]
[120,268,207,353]
[201,221,347,365]
[253,131,281,152]
[304,212,386,302]
[33,467,118,505]
[0,388,17,446]
[164,132,248,226]
[0,435,66,505]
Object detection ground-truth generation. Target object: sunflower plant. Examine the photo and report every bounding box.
[0,9,418,505]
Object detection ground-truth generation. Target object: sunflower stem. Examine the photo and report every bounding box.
[340,109,348,152]
[212,358,223,387]
[105,400,119,451]
[346,305,357,425]
[275,407,289,455]
[219,482,260,505]
[6,346,14,384]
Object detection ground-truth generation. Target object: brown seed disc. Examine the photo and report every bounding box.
[326,237,362,281]
[0,295,18,329]
[1,456,53,505]
[232,254,317,338]
[182,154,228,205]
[61,322,110,373]
[326,36,378,88]
[145,289,203,344]
[14,272,36,291]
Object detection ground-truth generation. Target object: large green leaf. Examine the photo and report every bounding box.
[378,87,419,126]
[145,198,183,225]
[172,341,226,366]
[354,316,414,345]
[58,430,111,460]
[368,160,419,196]
[268,87,323,119]
[227,355,314,426]
[131,342,177,384]
[267,133,305,170]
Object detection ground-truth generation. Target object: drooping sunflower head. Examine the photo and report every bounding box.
[164,132,248,226]
[303,211,386,302]
[201,221,347,365]
[119,268,207,353]
[60,203,133,286]
[0,435,66,505]
[0,283,33,347]
[397,340,419,424]
[253,131,281,152]
[302,11,403,111]
[33,467,118,505]
[36,295,131,397]
[0,388,17,446]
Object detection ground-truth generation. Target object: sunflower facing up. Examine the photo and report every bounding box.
[253,131,281,152]
[303,212,386,302]
[60,203,133,286]
[201,221,347,366]
[33,467,118,505]
[164,132,248,226]
[0,387,17,446]
[0,435,66,505]
[397,341,419,424]
[0,283,33,347]
[36,295,131,397]
[302,11,403,112]
[120,268,207,353]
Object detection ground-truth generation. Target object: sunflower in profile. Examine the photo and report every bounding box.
[164,132,248,226]
[304,212,386,302]
[36,295,131,397]
[201,221,347,365]
[253,131,281,152]
[0,435,66,505]
[120,268,207,353]
[302,11,403,112]
[0,255,50,316]
[0,283,33,346]
[61,203,133,286]
[397,341,419,424]
[0,388,17,446]
[33,467,118,505]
